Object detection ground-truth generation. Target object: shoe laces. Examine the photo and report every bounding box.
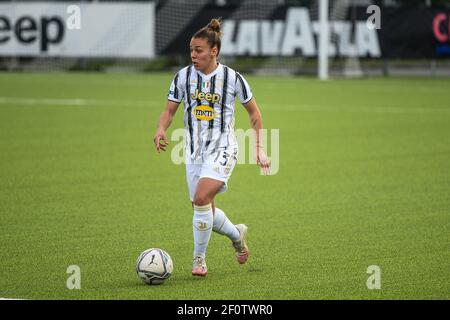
[193,256,206,268]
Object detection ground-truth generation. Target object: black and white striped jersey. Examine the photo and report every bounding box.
[167,63,253,160]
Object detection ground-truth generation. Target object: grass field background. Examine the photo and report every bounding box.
[0,72,449,300]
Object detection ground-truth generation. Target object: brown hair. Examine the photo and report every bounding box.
[192,18,223,55]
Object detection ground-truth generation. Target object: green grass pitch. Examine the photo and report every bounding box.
[0,72,449,300]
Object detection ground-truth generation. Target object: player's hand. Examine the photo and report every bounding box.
[153,128,169,153]
[256,147,271,175]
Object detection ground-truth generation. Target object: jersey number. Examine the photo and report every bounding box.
[219,151,230,166]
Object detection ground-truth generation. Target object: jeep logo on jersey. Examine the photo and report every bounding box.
[193,105,216,121]
[191,89,221,103]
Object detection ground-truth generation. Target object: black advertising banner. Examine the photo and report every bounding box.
[377,7,450,59]
[158,3,450,59]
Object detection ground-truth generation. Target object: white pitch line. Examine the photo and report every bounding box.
[270,104,450,115]
[0,97,87,106]
[1,97,449,115]
[0,97,156,107]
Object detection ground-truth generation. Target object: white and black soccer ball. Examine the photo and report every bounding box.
[136,248,173,285]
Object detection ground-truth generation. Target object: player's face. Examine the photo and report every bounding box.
[190,37,218,72]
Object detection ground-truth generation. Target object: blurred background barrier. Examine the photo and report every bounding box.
[1,0,450,76]
[0,2,155,58]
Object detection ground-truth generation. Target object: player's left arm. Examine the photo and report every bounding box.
[243,97,271,175]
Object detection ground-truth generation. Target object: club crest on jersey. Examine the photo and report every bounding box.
[191,89,221,104]
[193,105,216,121]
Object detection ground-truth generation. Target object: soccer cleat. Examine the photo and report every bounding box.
[232,224,249,264]
[192,256,208,277]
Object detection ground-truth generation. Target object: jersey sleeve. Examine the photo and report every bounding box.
[167,71,184,103]
[235,72,253,104]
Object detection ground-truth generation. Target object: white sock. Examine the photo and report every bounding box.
[213,207,240,242]
[193,203,213,259]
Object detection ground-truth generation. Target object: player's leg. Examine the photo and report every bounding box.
[212,206,240,241]
[212,205,249,264]
[191,177,223,276]
[194,200,241,247]
[186,163,215,276]
[194,180,249,266]
[193,177,224,206]
[202,147,249,264]
[192,199,215,214]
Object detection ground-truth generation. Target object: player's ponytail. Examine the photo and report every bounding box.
[208,18,222,34]
[193,18,223,56]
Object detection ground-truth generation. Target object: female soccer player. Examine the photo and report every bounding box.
[153,18,270,277]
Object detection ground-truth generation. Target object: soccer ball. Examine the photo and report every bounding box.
[136,248,173,285]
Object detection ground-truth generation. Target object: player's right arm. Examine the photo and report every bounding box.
[154,69,185,153]
[153,100,180,153]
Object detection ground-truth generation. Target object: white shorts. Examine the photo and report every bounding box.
[185,146,238,202]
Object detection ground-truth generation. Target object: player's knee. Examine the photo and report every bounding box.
[193,193,211,206]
